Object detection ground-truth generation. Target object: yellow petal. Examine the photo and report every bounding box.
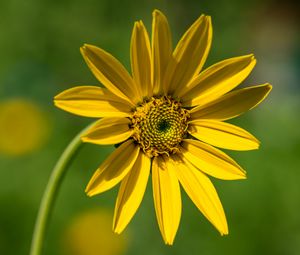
[171,155,228,235]
[113,151,151,233]
[152,10,172,95]
[188,120,260,151]
[81,117,133,145]
[81,44,141,104]
[54,86,132,118]
[176,54,256,107]
[182,139,246,180]
[85,140,139,196]
[166,15,212,95]
[131,21,152,98]
[190,84,272,121]
[152,156,181,245]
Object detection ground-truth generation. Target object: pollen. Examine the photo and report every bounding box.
[131,96,190,157]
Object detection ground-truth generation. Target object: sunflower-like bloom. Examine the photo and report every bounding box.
[54,10,271,244]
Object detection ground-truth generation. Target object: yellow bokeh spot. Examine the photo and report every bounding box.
[62,208,129,255]
[0,98,50,156]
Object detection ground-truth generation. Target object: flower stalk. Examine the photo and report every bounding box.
[29,124,93,255]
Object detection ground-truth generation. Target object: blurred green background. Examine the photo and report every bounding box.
[1,0,299,254]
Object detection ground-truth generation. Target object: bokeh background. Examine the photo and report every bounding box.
[1,0,299,254]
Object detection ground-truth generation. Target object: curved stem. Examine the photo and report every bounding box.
[30,124,93,255]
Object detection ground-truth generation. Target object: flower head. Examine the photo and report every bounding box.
[54,10,272,244]
[0,98,49,156]
[63,208,128,255]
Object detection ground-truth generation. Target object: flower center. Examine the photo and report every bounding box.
[131,96,189,157]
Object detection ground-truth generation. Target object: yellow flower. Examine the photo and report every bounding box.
[0,98,50,156]
[54,10,272,245]
[62,208,128,255]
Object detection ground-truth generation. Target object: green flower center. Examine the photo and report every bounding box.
[131,96,189,157]
[157,119,171,132]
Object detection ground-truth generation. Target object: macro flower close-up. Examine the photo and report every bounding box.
[4,0,300,254]
[54,9,272,245]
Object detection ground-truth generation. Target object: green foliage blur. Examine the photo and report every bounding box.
[0,0,299,254]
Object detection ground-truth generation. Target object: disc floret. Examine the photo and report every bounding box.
[131,96,189,157]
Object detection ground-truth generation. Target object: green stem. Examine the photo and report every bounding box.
[30,124,93,255]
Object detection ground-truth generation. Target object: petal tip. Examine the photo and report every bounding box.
[81,44,96,54]
[243,53,256,62]
[205,15,212,22]
[53,99,62,108]
[255,139,261,149]
[80,46,86,56]
[112,223,122,234]
[266,83,273,91]
[85,183,95,196]
[165,242,174,246]
[134,20,144,30]
[82,43,93,48]
[219,220,229,236]
[248,54,256,65]
[138,20,145,27]
[113,229,121,235]
[221,230,229,236]
[53,91,64,101]
[248,136,261,150]
[197,14,206,23]
[163,237,175,245]
[85,190,94,197]
[80,44,88,51]
[133,21,139,28]
[258,83,273,99]
[80,136,88,143]
[204,15,212,29]
[240,174,247,180]
[153,9,163,16]
[85,184,100,197]
[235,169,247,179]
